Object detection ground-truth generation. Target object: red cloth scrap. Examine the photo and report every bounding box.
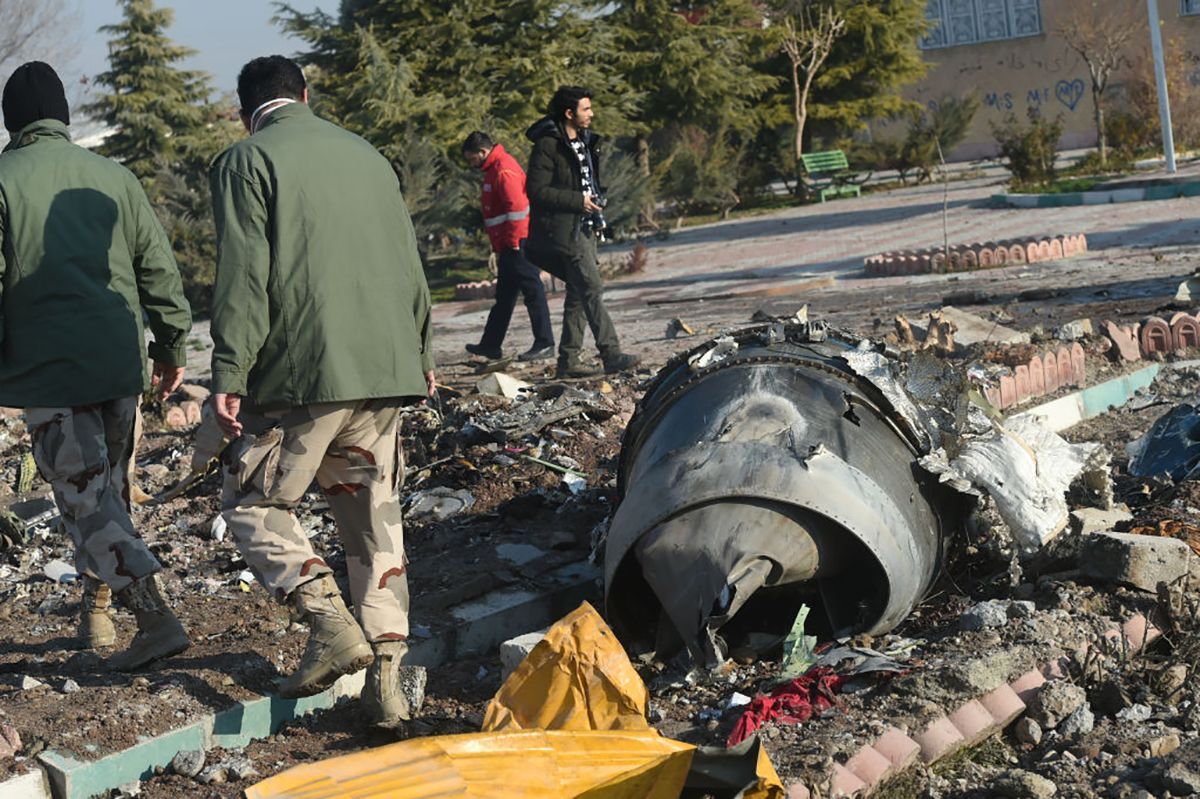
[727,667,846,747]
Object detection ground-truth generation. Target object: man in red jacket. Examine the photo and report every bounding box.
[462,131,555,362]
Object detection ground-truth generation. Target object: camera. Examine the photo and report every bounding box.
[584,193,609,239]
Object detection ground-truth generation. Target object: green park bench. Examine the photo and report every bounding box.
[800,149,870,202]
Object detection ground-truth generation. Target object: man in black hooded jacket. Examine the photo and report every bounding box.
[524,86,639,378]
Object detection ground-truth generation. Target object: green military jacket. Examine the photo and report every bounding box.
[209,103,433,408]
[0,120,191,407]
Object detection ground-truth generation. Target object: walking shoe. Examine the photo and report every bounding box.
[79,575,116,650]
[517,345,555,362]
[555,362,603,379]
[278,575,373,698]
[465,343,503,360]
[603,353,642,374]
[108,574,190,671]
[361,640,418,728]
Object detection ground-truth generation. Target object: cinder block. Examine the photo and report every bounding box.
[979,248,996,268]
[1081,532,1192,592]
[962,250,979,270]
[1050,239,1064,259]
[949,699,995,746]
[1038,240,1052,260]
[1140,316,1174,356]
[1063,236,1077,257]
[1009,244,1026,263]
[1024,242,1040,263]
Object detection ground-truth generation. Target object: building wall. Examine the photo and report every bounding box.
[881,0,1200,160]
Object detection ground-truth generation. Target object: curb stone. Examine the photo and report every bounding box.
[994,181,1200,208]
[34,563,599,799]
[0,768,52,799]
[784,612,1161,796]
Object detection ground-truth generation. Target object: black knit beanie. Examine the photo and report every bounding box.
[2,62,70,133]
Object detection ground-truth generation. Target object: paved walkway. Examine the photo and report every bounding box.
[431,171,1200,375]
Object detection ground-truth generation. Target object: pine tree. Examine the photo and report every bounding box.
[805,0,929,135]
[86,0,214,186]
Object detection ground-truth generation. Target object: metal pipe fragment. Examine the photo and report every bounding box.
[606,322,959,665]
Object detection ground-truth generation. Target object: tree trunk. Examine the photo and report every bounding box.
[635,134,656,228]
[1093,86,1106,166]
[791,61,805,163]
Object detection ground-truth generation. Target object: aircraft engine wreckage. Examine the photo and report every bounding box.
[605,319,1111,665]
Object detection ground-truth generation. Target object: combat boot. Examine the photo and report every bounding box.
[361,641,413,727]
[78,576,116,649]
[278,576,373,698]
[108,574,191,671]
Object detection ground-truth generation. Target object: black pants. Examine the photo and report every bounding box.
[480,242,555,352]
[526,237,621,368]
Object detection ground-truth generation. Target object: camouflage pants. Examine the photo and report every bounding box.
[25,397,160,592]
[221,400,409,642]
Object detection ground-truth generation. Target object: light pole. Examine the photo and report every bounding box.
[1147,0,1177,173]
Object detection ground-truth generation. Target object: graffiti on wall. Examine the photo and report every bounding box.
[981,78,1086,113]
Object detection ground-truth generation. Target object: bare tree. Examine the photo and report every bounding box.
[1058,2,1140,166]
[777,1,847,163]
[0,0,75,75]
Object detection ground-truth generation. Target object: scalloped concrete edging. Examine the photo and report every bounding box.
[31,562,599,799]
[864,234,1086,278]
[786,613,1163,798]
[995,181,1200,209]
[1011,363,1160,433]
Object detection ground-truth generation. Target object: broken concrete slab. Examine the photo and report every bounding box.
[1070,505,1133,536]
[1081,532,1192,592]
[495,543,546,567]
[911,306,1031,350]
[475,372,530,399]
[500,630,548,679]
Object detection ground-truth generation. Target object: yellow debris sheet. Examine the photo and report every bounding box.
[242,729,694,799]
[245,602,785,799]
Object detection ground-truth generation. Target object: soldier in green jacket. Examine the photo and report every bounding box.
[209,56,435,726]
[0,63,192,670]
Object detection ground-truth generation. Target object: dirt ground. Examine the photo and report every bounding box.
[0,378,633,784]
